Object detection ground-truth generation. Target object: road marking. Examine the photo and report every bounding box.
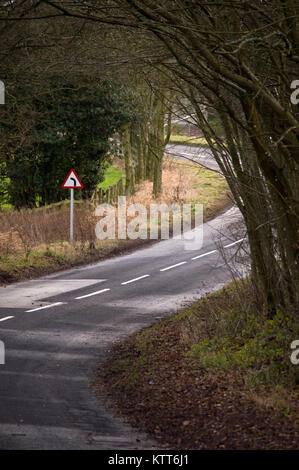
[191,249,217,260]
[0,316,14,322]
[224,238,244,248]
[160,261,187,272]
[121,275,150,285]
[26,302,64,313]
[75,288,110,300]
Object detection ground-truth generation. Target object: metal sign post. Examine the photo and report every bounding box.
[61,169,83,243]
[70,188,74,243]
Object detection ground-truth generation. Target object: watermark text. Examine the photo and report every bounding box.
[0,340,5,365]
[290,340,299,365]
[95,196,203,251]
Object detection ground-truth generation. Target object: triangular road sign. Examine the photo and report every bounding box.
[62,169,83,189]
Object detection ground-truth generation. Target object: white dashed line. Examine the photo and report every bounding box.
[0,316,14,322]
[191,249,217,260]
[75,288,110,300]
[121,275,150,285]
[160,261,187,272]
[20,239,245,308]
[26,302,65,313]
[224,238,244,248]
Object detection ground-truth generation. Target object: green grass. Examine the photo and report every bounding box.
[97,165,124,191]
[186,283,299,392]
[169,134,210,147]
[169,134,227,148]
[0,249,67,280]
[0,203,13,211]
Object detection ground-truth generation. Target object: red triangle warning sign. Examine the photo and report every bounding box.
[62,169,83,189]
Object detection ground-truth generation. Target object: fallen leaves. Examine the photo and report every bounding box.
[93,316,298,449]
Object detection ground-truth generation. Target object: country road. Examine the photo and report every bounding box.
[0,205,246,449]
[165,143,221,173]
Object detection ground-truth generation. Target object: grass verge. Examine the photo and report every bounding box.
[169,134,211,147]
[0,238,155,285]
[93,279,298,449]
[169,134,227,149]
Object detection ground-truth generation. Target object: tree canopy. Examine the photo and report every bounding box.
[1,77,142,206]
[0,0,298,315]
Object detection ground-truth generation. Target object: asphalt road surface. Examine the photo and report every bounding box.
[165,143,221,173]
[0,206,246,449]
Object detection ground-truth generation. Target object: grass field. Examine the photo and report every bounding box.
[97,165,124,190]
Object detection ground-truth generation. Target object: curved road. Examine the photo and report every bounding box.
[0,204,245,449]
[165,143,221,173]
